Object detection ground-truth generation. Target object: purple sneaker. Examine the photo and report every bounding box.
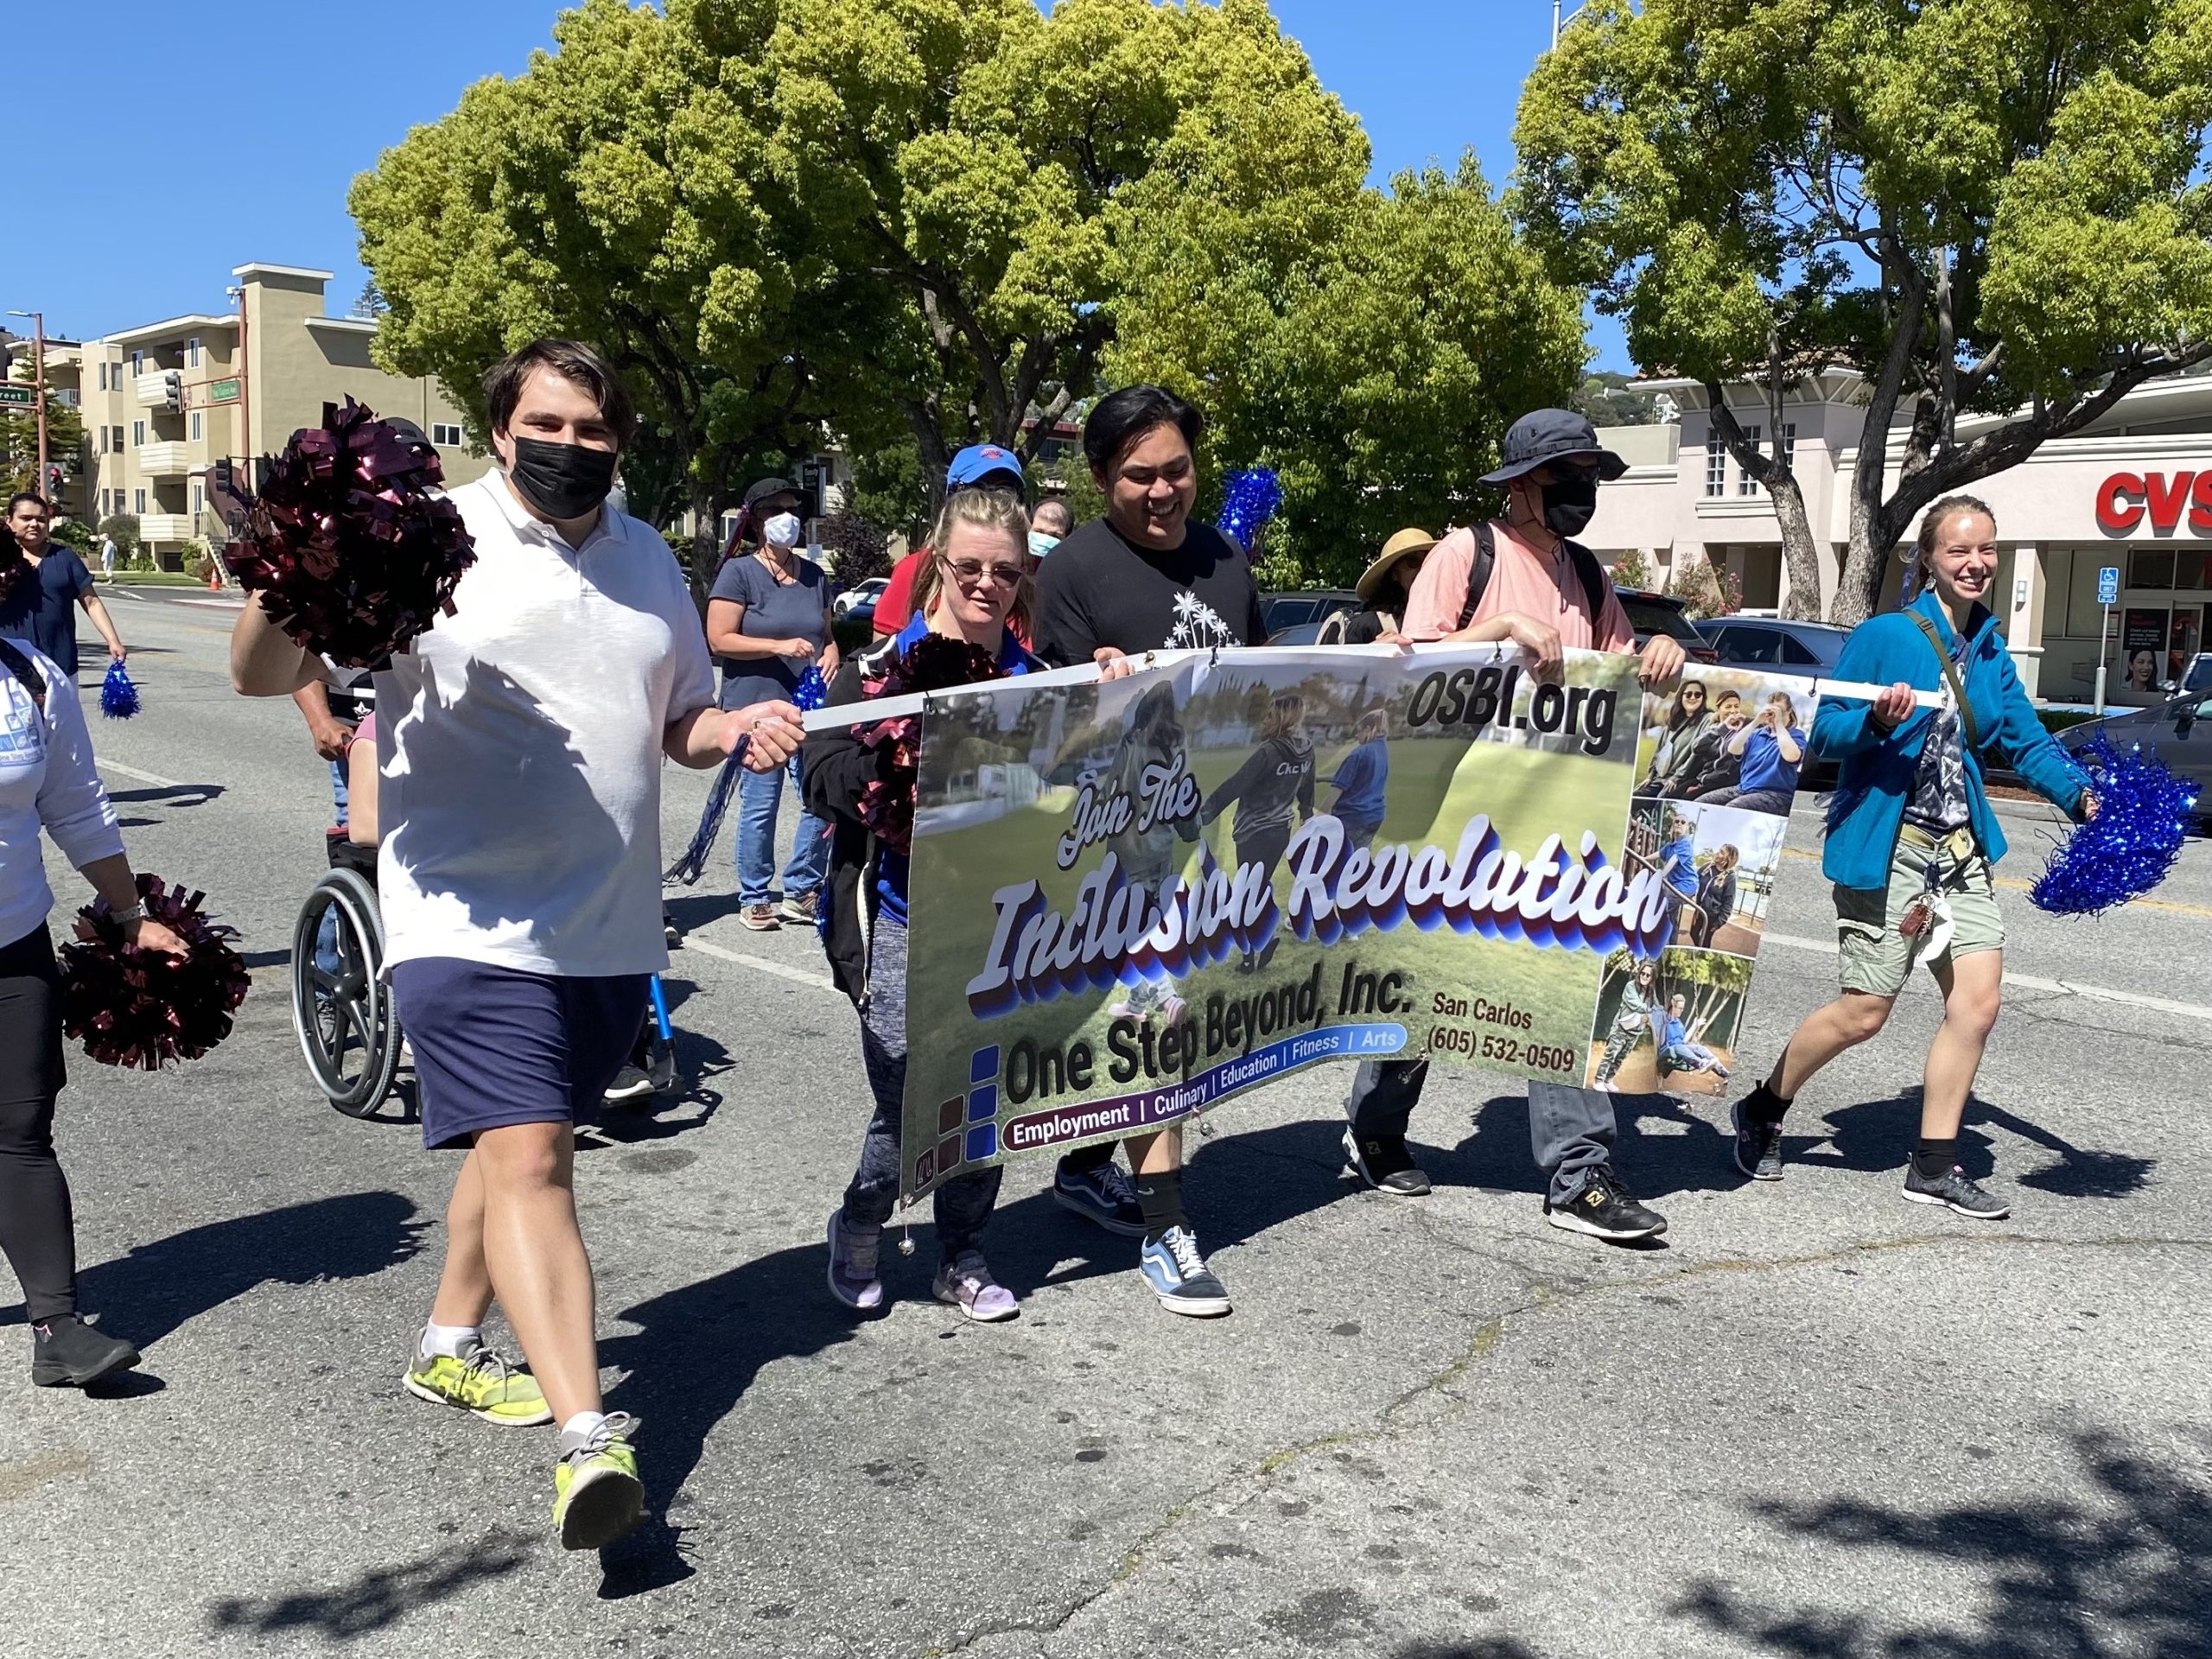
[827,1211,884,1311]
[932,1251,1019,1323]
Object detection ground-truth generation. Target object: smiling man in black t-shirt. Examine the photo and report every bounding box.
[1032,385,1263,1318]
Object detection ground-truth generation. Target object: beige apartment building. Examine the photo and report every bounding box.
[70,263,487,568]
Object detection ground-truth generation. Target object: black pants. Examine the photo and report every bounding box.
[0,925,75,1321]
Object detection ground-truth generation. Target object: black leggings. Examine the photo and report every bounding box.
[0,925,75,1322]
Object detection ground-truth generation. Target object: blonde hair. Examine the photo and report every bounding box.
[912,490,1034,636]
[1263,693,1306,741]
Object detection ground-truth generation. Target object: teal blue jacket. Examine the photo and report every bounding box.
[1811,589,2088,890]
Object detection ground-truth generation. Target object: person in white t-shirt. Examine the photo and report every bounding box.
[229,340,804,1552]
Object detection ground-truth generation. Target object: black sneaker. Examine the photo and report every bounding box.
[1053,1159,1147,1236]
[1544,1170,1668,1242]
[1903,1164,2009,1219]
[1731,1090,1786,1182]
[1342,1128,1432,1197]
[31,1315,140,1388]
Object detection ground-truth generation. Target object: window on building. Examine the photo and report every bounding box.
[191,483,204,518]
[189,410,203,442]
[111,426,124,452]
[1781,422,1797,473]
[96,363,107,392]
[2132,550,2176,590]
[129,351,143,377]
[132,420,145,447]
[431,422,464,448]
[1738,426,1763,494]
[187,337,201,368]
[134,488,146,515]
[2177,550,2209,592]
[1705,433,1726,496]
[98,427,109,454]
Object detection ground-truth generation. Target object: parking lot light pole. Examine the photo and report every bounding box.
[6,310,46,501]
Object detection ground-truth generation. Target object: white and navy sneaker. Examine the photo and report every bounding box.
[1054,1159,1147,1236]
[1138,1227,1232,1318]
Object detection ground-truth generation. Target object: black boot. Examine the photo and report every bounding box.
[32,1315,140,1388]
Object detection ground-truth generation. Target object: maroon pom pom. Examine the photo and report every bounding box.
[58,876,251,1070]
[221,398,476,666]
[0,548,29,609]
[853,633,1008,855]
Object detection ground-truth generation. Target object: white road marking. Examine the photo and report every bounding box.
[1759,930,2212,1022]
[95,756,185,788]
[681,932,837,992]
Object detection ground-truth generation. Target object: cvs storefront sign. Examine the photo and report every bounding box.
[2097,471,2212,535]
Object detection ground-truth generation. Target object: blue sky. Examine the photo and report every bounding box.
[13,0,1624,367]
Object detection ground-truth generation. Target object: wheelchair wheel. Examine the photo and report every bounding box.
[290,868,403,1118]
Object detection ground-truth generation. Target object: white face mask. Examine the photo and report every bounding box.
[763,512,803,549]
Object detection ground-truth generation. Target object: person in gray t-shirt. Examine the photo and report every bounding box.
[706,478,839,929]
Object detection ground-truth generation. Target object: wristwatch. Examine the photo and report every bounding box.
[113,902,148,925]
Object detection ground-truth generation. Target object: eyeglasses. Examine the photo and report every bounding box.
[942,556,1026,588]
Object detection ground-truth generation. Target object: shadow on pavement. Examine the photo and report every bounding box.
[1669,1426,2211,1656]
[664,891,752,936]
[205,1529,533,1638]
[0,1191,428,1349]
[594,1243,862,1598]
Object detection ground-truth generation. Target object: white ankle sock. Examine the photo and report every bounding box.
[562,1410,607,1440]
[421,1321,480,1360]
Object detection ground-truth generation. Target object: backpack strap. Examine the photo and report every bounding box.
[1455,522,1611,635]
[1454,521,1499,632]
[0,637,46,712]
[1907,612,1982,750]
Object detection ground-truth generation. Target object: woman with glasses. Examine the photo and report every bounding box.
[709,477,838,932]
[804,490,1122,1320]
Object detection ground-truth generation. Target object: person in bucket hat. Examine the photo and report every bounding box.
[1340,407,1686,1245]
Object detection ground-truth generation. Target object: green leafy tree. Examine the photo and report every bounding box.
[98,514,140,564]
[771,0,1376,512]
[350,0,870,592]
[1115,156,1586,587]
[1516,0,2212,624]
[1573,371,1661,427]
[0,390,86,510]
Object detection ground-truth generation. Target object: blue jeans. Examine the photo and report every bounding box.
[736,752,830,906]
[329,759,349,830]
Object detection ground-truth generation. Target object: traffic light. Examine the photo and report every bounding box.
[212,457,233,497]
[159,371,181,411]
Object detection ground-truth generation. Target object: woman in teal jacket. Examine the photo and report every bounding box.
[1729,495,2094,1217]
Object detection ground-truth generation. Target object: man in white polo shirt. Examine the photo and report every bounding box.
[231,340,803,1551]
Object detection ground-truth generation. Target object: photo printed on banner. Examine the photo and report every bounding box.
[1630,669,1815,819]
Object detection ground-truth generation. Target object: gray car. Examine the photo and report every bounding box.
[2062,692,2212,822]
[1694,616,1853,676]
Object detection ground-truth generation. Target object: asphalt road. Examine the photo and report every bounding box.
[4,588,2208,1659]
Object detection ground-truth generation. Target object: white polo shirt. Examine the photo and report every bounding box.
[375,473,715,977]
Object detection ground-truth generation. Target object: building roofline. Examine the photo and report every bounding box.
[232,262,334,283]
[92,315,237,348]
[303,315,378,334]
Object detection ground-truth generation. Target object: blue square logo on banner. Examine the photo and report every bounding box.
[969,1046,1001,1085]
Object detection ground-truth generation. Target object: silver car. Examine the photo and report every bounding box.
[2062,691,2212,820]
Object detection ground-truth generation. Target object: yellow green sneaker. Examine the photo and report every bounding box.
[404,1340,553,1426]
[552,1411,644,1551]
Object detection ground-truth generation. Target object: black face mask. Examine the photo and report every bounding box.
[508,435,618,520]
[1540,474,1599,537]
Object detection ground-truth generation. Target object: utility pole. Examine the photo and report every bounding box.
[6,309,47,501]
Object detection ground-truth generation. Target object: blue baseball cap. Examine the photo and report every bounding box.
[946,444,1026,492]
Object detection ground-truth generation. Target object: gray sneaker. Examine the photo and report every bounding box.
[779,890,819,926]
[1903,1164,2009,1219]
[827,1210,884,1310]
[933,1251,1019,1322]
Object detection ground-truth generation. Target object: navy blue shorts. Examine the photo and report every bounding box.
[391,958,649,1151]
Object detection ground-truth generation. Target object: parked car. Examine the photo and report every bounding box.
[1693,616,1853,676]
[1618,588,1719,663]
[834,576,889,618]
[1261,590,1359,635]
[2061,692,2212,823]
[1265,619,1329,646]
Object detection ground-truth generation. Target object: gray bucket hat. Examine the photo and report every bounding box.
[1479,409,1629,486]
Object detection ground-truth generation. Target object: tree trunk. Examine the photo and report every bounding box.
[1705,380,1824,619]
[685,474,721,608]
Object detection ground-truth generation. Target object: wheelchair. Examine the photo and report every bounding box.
[290,861,405,1117]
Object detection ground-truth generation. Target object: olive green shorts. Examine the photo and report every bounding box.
[1834,829,2004,998]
